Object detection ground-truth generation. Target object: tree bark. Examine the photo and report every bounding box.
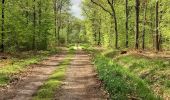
[142,0,147,50]
[155,0,159,51]
[1,0,5,52]
[135,0,140,49]
[32,0,36,50]
[125,0,129,48]
[26,0,29,24]
[54,0,57,39]
[108,1,118,49]
[98,18,101,46]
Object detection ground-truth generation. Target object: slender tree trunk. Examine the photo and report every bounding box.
[1,0,5,52]
[32,0,36,50]
[38,0,42,49]
[113,15,118,49]
[149,4,155,49]
[155,0,159,51]
[39,0,41,29]
[57,4,62,46]
[111,8,118,49]
[26,0,29,24]
[98,18,101,46]
[135,0,140,49]
[93,30,97,44]
[98,30,101,46]
[159,0,163,51]
[125,0,129,48]
[67,18,70,44]
[57,23,61,45]
[54,0,57,39]
[142,1,147,50]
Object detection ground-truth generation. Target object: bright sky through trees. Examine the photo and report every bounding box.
[70,0,83,19]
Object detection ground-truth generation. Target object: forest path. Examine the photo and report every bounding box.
[0,52,67,100]
[55,50,108,100]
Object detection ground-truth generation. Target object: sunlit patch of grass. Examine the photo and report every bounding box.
[112,54,170,99]
[102,49,120,58]
[33,53,73,100]
[94,55,162,100]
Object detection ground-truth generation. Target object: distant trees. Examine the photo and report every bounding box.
[0,0,77,52]
[82,0,170,51]
[53,0,71,45]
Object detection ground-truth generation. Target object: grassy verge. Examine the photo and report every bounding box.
[95,49,170,99]
[0,50,60,86]
[113,54,170,99]
[94,55,161,100]
[33,52,74,100]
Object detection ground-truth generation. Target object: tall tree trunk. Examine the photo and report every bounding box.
[57,3,62,46]
[125,0,129,48]
[32,0,36,50]
[155,0,159,51]
[57,23,61,45]
[98,18,101,46]
[108,1,118,49]
[39,0,41,29]
[135,0,140,49]
[67,18,70,45]
[38,0,42,49]
[150,3,155,49]
[26,0,29,24]
[110,7,118,49]
[142,0,147,50]
[113,14,118,49]
[1,0,5,52]
[54,0,57,39]
[159,0,163,51]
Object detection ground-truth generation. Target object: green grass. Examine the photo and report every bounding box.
[113,54,170,98]
[0,51,59,86]
[102,49,120,58]
[33,52,73,100]
[94,55,161,100]
[99,49,170,98]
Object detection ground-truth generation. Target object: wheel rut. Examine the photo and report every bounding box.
[0,53,67,100]
[55,51,108,100]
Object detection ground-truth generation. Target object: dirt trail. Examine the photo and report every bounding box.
[0,52,67,100]
[55,51,108,100]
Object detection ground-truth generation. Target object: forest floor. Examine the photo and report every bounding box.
[0,49,108,100]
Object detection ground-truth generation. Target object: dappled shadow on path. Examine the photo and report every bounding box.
[55,51,108,100]
[0,53,67,100]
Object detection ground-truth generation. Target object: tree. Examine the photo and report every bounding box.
[135,0,140,49]
[155,0,159,51]
[32,0,36,50]
[125,0,129,48]
[91,0,119,49]
[1,0,5,52]
[142,0,147,50]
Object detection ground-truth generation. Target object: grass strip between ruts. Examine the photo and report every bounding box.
[33,53,74,100]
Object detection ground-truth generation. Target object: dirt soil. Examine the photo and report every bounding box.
[0,53,67,100]
[55,51,108,100]
[0,50,109,100]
